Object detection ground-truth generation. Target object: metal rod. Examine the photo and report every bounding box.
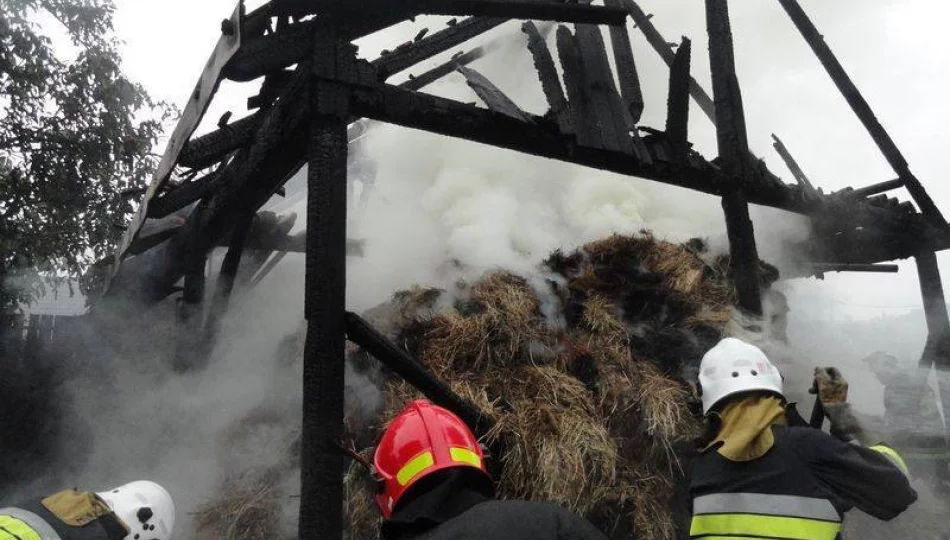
[777,0,946,229]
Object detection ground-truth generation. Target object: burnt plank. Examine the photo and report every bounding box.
[522,21,573,134]
[401,48,485,91]
[603,0,644,122]
[457,65,531,121]
[770,134,817,195]
[575,23,632,154]
[376,16,506,79]
[778,0,945,228]
[665,38,691,163]
[179,113,263,169]
[556,25,601,148]
[623,0,717,124]
[147,170,223,219]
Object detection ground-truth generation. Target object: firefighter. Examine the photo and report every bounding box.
[373,399,610,540]
[689,338,917,540]
[0,481,174,540]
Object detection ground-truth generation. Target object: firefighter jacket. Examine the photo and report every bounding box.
[689,424,917,540]
[380,469,610,540]
[1,491,128,540]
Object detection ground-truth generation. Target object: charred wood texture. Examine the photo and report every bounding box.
[172,202,210,372]
[575,22,636,155]
[556,26,599,148]
[522,21,573,134]
[916,251,950,370]
[344,312,495,436]
[778,0,946,229]
[415,0,627,24]
[400,48,485,91]
[706,0,762,315]
[603,0,644,122]
[457,65,531,121]
[770,134,817,196]
[623,0,716,124]
[147,170,222,219]
[202,211,254,356]
[836,178,904,200]
[178,113,263,171]
[300,34,352,540]
[376,17,506,80]
[665,38,691,164]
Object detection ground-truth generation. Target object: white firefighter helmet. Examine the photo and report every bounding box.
[698,337,784,414]
[96,481,175,540]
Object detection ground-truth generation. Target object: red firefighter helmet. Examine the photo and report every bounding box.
[373,400,490,518]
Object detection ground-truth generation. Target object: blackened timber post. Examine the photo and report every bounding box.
[706,0,762,315]
[666,38,692,164]
[201,210,255,358]
[915,251,950,370]
[914,250,950,444]
[299,27,352,540]
[173,200,210,371]
[777,0,946,229]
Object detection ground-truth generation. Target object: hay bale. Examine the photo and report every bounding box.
[343,232,777,540]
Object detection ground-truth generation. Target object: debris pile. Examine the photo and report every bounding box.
[344,232,776,540]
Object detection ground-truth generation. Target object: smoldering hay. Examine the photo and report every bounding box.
[193,231,780,540]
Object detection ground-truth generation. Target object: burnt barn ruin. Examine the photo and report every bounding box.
[100,0,950,538]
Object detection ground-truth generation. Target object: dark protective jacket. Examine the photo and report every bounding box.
[380,470,610,540]
[689,423,917,540]
[1,491,127,540]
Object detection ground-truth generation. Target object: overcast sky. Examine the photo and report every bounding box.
[109,0,950,322]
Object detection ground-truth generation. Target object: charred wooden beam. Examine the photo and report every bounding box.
[202,210,254,357]
[665,38,692,163]
[228,232,365,256]
[623,0,716,124]
[376,17,506,80]
[400,48,485,91]
[299,34,352,540]
[604,0,644,123]
[916,251,950,369]
[178,114,263,170]
[197,63,313,252]
[840,178,904,200]
[770,134,817,196]
[557,26,600,148]
[522,21,573,134]
[575,22,635,155]
[417,0,627,24]
[778,0,946,229]
[706,0,762,315]
[172,201,210,372]
[809,263,899,274]
[344,311,494,436]
[147,170,223,219]
[457,65,531,121]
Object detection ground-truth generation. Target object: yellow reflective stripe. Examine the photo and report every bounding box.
[690,513,840,540]
[396,451,435,486]
[0,516,43,540]
[450,447,482,468]
[870,445,909,474]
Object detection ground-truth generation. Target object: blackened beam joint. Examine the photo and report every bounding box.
[344,311,495,437]
[778,0,946,229]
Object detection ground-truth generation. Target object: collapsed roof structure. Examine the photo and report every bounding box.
[102,0,950,538]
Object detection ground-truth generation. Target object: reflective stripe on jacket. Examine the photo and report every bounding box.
[690,425,917,540]
[0,508,63,540]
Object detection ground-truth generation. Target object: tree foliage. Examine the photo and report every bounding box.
[0,0,171,311]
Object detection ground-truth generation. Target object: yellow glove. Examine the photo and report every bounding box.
[810,367,849,405]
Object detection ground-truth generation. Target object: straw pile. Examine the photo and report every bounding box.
[345,233,778,540]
